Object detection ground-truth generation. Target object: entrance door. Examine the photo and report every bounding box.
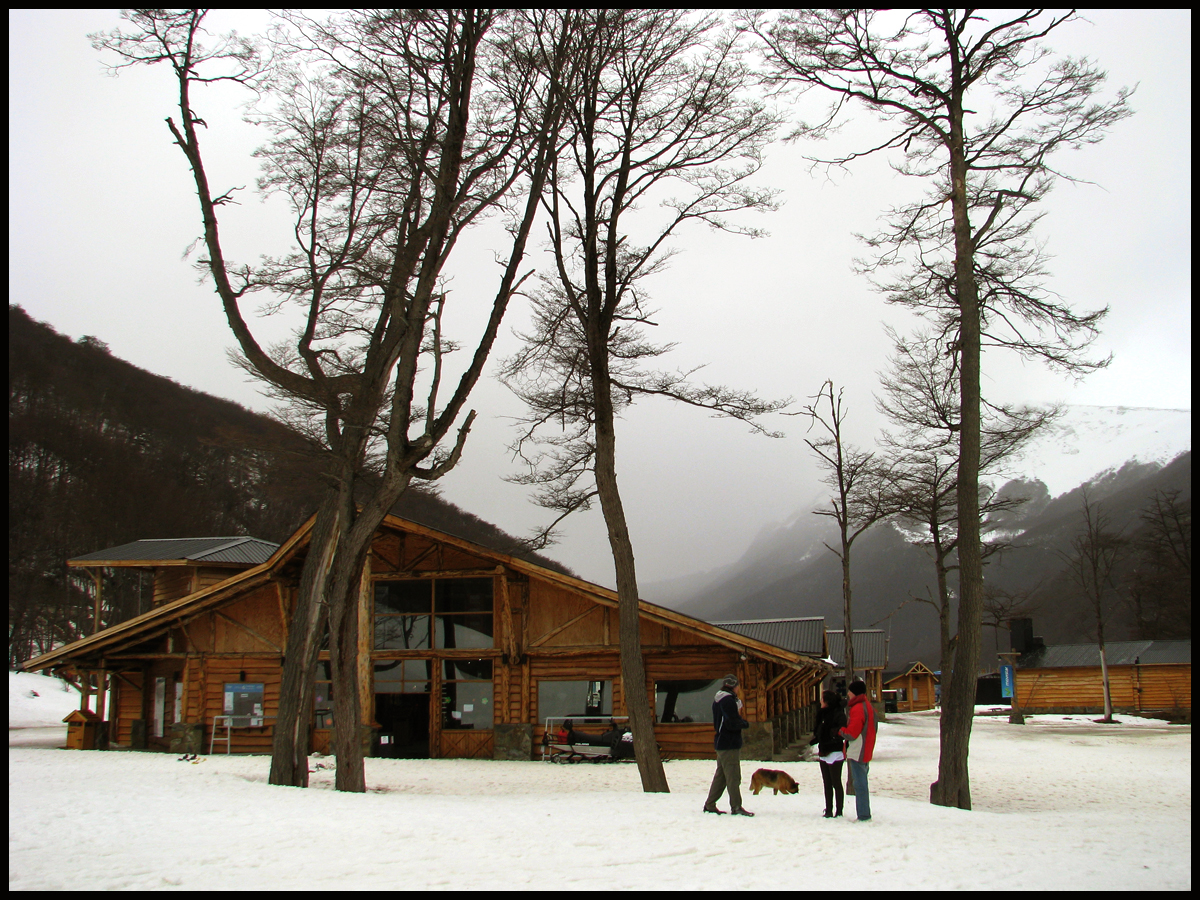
[375,693,430,758]
[373,658,434,758]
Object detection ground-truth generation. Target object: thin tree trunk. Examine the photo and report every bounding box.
[269,494,343,787]
[593,414,669,793]
[932,87,981,811]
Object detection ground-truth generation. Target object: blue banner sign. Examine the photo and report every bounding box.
[1000,664,1014,698]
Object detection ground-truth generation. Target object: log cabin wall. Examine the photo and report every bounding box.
[1016,664,1192,714]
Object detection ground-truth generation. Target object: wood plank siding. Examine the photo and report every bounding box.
[1017,664,1191,714]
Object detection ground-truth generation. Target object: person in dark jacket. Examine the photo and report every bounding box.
[809,689,847,818]
[703,674,754,816]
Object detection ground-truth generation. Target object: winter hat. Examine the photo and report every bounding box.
[722,674,739,690]
[848,679,867,696]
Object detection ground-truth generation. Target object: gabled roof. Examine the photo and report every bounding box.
[826,630,888,670]
[1017,640,1191,669]
[25,514,833,675]
[711,617,826,657]
[884,661,938,685]
[68,537,279,568]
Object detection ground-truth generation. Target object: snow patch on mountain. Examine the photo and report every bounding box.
[1000,404,1190,497]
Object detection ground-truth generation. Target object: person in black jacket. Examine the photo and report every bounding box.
[703,674,754,816]
[810,689,847,818]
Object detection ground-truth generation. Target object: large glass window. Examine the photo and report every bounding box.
[374,659,434,694]
[435,579,493,649]
[655,679,720,723]
[375,578,493,650]
[441,659,493,729]
[374,581,432,650]
[538,680,612,719]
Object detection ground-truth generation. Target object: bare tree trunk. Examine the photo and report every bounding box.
[931,101,981,811]
[1097,633,1113,722]
[593,411,669,793]
[270,493,343,786]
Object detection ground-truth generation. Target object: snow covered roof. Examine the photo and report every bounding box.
[710,617,825,657]
[1018,640,1191,669]
[68,537,280,567]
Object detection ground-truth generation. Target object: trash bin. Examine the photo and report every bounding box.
[63,709,103,750]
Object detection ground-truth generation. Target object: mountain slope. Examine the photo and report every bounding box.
[648,403,1190,670]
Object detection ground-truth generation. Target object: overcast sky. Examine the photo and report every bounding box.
[9,10,1192,590]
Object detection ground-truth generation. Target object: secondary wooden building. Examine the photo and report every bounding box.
[24,514,832,760]
[883,661,939,712]
[1015,640,1192,720]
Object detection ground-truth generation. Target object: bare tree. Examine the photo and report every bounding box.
[747,9,1131,809]
[877,327,1056,682]
[1060,489,1127,722]
[93,9,570,791]
[1127,488,1191,639]
[801,381,894,686]
[501,9,781,794]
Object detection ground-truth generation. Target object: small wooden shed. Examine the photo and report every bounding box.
[883,661,939,712]
[25,514,832,760]
[1015,640,1191,720]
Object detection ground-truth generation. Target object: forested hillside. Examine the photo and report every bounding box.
[8,306,568,667]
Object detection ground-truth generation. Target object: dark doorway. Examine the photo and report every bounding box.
[375,693,431,758]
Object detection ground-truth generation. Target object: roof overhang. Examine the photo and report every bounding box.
[25,512,830,676]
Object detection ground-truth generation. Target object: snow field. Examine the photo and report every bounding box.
[9,674,1191,890]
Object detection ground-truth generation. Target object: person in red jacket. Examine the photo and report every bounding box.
[839,679,876,821]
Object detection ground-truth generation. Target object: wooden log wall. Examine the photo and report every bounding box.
[1017,664,1191,712]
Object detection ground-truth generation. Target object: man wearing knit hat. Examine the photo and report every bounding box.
[839,678,877,821]
[703,674,754,816]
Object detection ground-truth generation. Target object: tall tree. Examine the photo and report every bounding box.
[1060,489,1127,722]
[748,8,1131,809]
[1127,488,1191,640]
[801,380,893,687]
[501,9,781,793]
[93,9,569,791]
[876,327,1055,681]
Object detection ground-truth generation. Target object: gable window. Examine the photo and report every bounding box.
[374,578,493,650]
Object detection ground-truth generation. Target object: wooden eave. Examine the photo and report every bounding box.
[25,512,829,677]
[66,559,253,569]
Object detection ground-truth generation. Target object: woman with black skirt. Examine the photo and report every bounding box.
[809,690,847,818]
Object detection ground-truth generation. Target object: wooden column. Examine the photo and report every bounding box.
[357,560,373,727]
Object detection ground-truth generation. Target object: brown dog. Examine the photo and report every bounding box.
[749,768,799,795]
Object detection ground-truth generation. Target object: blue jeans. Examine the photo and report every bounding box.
[848,760,871,820]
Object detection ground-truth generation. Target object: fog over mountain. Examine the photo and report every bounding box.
[645,405,1191,670]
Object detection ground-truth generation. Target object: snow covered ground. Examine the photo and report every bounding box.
[9,673,1191,890]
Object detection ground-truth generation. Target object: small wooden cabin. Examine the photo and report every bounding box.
[1015,640,1192,720]
[883,661,939,712]
[25,514,831,760]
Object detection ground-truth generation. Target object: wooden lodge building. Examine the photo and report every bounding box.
[24,515,833,760]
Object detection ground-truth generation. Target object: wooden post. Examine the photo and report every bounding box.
[357,561,372,730]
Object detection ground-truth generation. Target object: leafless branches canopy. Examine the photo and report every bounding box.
[499,9,782,793]
[93,9,570,791]
[747,8,1131,810]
